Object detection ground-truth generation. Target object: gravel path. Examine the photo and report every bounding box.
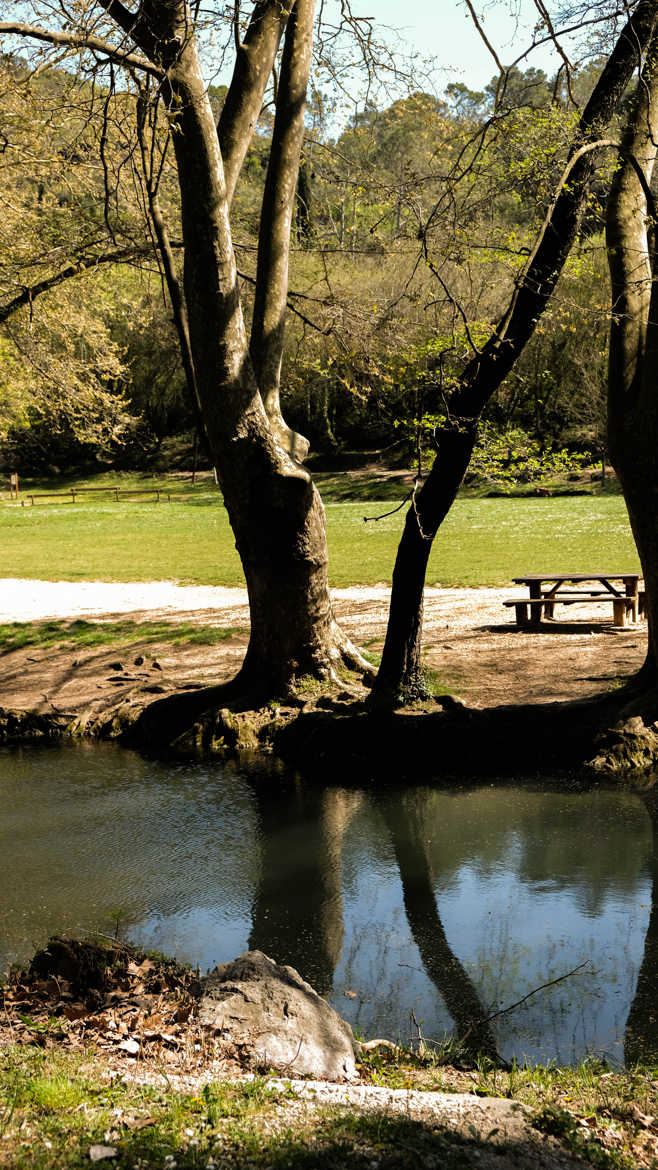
[0,577,457,623]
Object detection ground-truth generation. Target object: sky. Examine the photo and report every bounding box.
[326,0,591,92]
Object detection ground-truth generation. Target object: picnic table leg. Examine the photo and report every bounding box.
[628,596,638,623]
[514,602,529,627]
[624,575,639,598]
[613,598,626,626]
[528,582,543,626]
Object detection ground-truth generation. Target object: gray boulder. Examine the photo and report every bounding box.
[198,950,356,1081]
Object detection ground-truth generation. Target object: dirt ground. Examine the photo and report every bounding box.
[0,579,647,719]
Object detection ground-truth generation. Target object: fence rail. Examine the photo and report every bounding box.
[14,487,173,506]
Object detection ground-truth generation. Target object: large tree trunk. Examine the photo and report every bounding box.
[375,0,658,701]
[166,33,358,693]
[607,34,658,693]
[92,0,363,698]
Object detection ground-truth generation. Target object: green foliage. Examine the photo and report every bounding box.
[466,427,594,489]
[0,49,617,483]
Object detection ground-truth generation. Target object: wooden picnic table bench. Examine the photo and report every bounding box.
[504,572,642,627]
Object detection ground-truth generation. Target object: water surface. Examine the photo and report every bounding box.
[1,743,655,1065]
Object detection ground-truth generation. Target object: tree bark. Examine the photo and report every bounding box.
[217,1,291,208]
[607,32,658,691]
[376,0,658,700]
[94,0,363,695]
[250,0,314,460]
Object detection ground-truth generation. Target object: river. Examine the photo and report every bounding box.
[1,742,655,1066]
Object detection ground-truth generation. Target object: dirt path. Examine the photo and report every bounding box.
[0,578,647,718]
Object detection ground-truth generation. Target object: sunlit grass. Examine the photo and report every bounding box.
[0,1043,647,1170]
[0,476,640,588]
[0,619,243,656]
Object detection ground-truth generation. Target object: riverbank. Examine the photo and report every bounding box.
[1,939,656,1169]
[0,578,652,780]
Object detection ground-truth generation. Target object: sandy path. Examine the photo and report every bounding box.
[0,577,480,625]
[0,578,647,712]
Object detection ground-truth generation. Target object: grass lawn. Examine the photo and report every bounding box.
[0,475,640,587]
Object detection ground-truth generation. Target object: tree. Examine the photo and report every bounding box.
[1,0,365,699]
[606,24,658,696]
[374,0,658,700]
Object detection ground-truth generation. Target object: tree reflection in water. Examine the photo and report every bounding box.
[625,790,658,1064]
[379,791,500,1062]
[248,784,361,996]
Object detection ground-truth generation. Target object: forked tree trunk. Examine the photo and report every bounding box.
[250,0,313,459]
[167,36,358,693]
[376,0,658,701]
[95,0,363,696]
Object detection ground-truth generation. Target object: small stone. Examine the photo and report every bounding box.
[88,1146,118,1162]
[151,660,163,671]
[118,1037,140,1055]
[108,661,124,672]
[134,655,145,666]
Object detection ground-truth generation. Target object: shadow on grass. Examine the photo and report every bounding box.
[0,1086,599,1169]
[0,620,245,656]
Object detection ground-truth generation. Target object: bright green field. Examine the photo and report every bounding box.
[0,487,640,587]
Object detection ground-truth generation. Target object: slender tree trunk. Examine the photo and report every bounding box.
[378,425,475,696]
[375,0,658,700]
[607,32,658,690]
[217,0,291,208]
[250,0,314,460]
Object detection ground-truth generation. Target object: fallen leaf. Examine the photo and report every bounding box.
[122,1116,157,1132]
[118,1038,140,1055]
[61,1003,89,1021]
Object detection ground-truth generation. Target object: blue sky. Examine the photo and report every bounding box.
[332,0,586,90]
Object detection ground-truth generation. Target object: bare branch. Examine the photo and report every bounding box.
[0,21,162,77]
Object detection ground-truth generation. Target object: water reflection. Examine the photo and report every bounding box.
[625,790,658,1064]
[249,784,360,995]
[0,744,653,1064]
[379,791,499,1061]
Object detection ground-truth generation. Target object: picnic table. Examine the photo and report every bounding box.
[504,572,642,627]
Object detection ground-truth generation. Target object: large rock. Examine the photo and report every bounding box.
[198,950,356,1082]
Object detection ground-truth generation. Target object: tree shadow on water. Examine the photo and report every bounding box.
[378,790,501,1065]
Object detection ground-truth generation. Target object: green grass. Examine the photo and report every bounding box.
[0,619,244,656]
[1,476,640,587]
[0,1045,650,1169]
